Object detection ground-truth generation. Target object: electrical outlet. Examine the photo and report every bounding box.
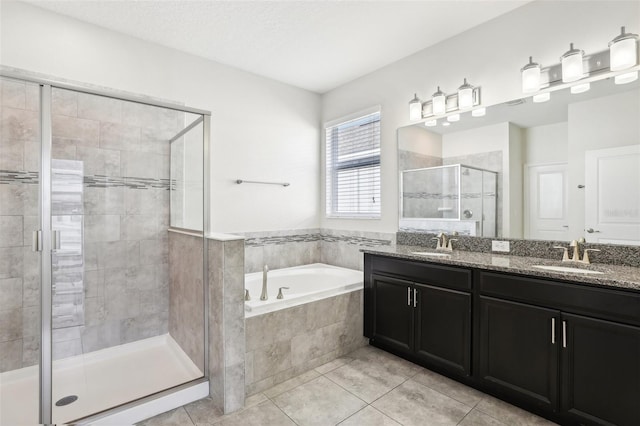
[492,240,510,252]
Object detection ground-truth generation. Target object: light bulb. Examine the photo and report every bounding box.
[570,83,590,94]
[409,93,422,121]
[610,26,639,71]
[447,114,460,122]
[472,107,486,117]
[533,92,551,103]
[521,57,541,93]
[561,43,585,83]
[458,79,474,109]
[442,122,451,127]
[425,120,437,127]
[432,86,446,115]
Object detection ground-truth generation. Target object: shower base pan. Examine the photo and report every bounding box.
[0,334,206,425]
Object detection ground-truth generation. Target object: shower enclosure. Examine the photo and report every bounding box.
[0,73,210,424]
[400,164,498,237]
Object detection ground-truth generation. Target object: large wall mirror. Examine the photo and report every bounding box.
[397,76,640,246]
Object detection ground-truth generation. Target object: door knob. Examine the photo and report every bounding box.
[585,228,600,233]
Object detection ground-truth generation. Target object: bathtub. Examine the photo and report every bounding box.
[244,263,363,317]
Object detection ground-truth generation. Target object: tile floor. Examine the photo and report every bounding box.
[139,345,557,426]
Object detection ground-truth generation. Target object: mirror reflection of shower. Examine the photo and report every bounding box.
[400,164,498,237]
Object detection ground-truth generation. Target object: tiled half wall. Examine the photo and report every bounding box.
[242,229,395,273]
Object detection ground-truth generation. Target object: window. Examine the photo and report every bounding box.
[325,109,381,218]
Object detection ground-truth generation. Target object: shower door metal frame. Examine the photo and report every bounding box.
[1,69,212,425]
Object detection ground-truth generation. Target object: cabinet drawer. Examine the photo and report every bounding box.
[369,254,472,291]
[479,271,640,326]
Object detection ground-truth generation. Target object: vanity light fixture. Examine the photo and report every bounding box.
[432,86,446,115]
[533,92,551,103]
[615,71,638,84]
[561,43,585,83]
[471,107,486,117]
[457,79,474,109]
[447,113,460,122]
[609,26,639,71]
[570,82,590,94]
[409,93,422,121]
[521,57,541,93]
[425,119,437,127]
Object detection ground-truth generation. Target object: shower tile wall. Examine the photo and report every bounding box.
[0,80,184,372]
[242,229,395,273]
[0,78,40,373]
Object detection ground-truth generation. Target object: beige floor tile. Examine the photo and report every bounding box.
[273,376,366,426]
[458,408,507,426]
[339,406,401,426]
[349,345,423,378]
[315,356,354,374]
[372,379,471,426]
[137,407,194,426]
[244,392,268,408]
[218,400,295,426]
[412,369,484,407]
[475,395,558,425]
[183,397,225,425]
[263,369,320,398]
[325,359,408,403]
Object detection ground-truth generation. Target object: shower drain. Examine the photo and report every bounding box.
[55,395,78,406]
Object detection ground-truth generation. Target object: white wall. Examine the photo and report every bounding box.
[397,126,442,158]
[524,122,568,165]
[321,0,639,233]
[0,1,321,233]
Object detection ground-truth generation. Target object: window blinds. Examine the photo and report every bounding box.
[325,111,381,218]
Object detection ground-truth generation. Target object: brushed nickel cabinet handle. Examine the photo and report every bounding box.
[551,318,556,344]
[407,287,411,306]
[413,288,417,308]
[562,320,567,348]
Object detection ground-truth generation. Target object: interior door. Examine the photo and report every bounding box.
[585,145,640,245]
[525,163,569,241]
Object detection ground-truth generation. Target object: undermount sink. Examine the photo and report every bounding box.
[532,265,604,275]
[411,251,451,257]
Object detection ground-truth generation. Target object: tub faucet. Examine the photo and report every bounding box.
[260,264,269,300]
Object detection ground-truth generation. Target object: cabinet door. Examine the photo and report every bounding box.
[561,313,640,426]
[414,283,471,376]
[479,296,559,411]
[371,274,414,354]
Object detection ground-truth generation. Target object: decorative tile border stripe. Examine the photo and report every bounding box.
[84,175,172,190]
[403,192,496,200]
[0,170,172,190]
[0,170,39,185]
[245,233,392,248]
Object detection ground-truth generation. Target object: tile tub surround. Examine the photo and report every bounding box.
[361,245,640,292]
[140,344,556,426]
[397,231,640,268]
[169,230,205,372]
[242,229,395,273]
[245,289,367,396]
[208,235,246,414]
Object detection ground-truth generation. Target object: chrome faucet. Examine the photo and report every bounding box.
[431,232,457,252]
[554,239,600,264]
[260,264,269,300]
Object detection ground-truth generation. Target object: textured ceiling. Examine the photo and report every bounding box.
[25,0,531,93]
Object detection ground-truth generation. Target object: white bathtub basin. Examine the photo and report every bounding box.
[532,265,604,275]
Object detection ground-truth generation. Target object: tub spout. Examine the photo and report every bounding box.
[260,264,269,300]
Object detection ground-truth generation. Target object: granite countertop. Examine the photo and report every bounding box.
[362,245,640,292]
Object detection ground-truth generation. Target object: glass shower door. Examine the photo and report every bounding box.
[0,77,43,424]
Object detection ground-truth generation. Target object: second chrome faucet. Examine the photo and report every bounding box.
[260,264,269,300]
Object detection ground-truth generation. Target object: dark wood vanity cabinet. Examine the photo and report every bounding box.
[365,253,640,426]
[366,255,472,377]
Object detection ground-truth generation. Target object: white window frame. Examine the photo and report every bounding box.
[325,106,381,219]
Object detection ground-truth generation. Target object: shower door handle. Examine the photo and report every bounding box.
[52,230,61,251]
[32,230,42,252]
